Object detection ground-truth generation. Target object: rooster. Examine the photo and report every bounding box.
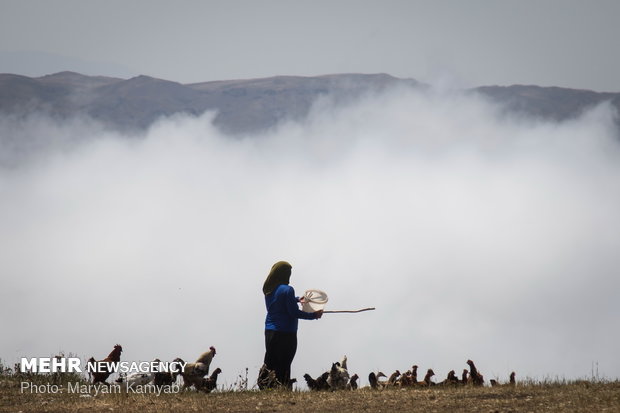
[87,344,122,384]
[179,346,217,390]
[195,346,217,368]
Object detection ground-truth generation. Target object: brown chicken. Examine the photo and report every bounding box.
[466,359,484,386]
[417,368,435,386]
[439,370,460,386]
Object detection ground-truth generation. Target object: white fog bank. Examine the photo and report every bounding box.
[1,86,619,387]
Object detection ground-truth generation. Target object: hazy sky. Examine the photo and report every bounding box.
[1,0,620,91]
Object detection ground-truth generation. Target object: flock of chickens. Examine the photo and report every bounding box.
[86,345,515,392]
[87,344,221,393]
[299,357,517,391]
[259,355,515,391]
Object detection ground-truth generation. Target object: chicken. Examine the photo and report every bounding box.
[315,372,330,390]
[466,360,484,386]
[397,371,414,387]
[303,373,321,391]
[116,371,153,387]
[258,364,278,390]
[201,367,222,393]
[408,365,419,384]
[347,373,359,390]
[387,370,401,386]
[395,365,417,386]
[417,369,435,386]
[117,358,180,388]
[303,373,317,390]
[439,370,459,386]
[368,372,378,389]
[461,369,469,384]
[327,360,350,390]
[181,364,211,390]
[195,346,217,371]
[180,347,217,390]
[87,344,122,384]
[153,370,176,387]
[152,358,181,387]
[368,371,387,389]
[491,371,516,387]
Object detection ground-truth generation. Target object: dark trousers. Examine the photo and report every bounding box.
[264,330,297,388]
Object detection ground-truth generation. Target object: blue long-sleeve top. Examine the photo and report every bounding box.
[265,284,316,332]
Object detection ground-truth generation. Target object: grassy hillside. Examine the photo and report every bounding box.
[1,374,618,413]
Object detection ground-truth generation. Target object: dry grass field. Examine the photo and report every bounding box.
[1,374,619,413]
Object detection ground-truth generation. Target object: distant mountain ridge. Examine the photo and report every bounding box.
[0,71,618,134]
[475,84,620,123]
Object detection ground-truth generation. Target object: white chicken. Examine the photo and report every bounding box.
[115,371,153,387]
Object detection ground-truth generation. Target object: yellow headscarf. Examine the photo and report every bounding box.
[262,261,292,295]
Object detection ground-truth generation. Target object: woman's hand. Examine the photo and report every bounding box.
[314,310,324,319]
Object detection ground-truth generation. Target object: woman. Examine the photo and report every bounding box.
[262,261,323,389]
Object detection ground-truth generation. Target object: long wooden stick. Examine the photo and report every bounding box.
[323,307,375,314]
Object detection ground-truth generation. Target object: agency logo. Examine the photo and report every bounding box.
[19,357,186,374]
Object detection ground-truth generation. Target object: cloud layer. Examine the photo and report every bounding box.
[1,86,619,386]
